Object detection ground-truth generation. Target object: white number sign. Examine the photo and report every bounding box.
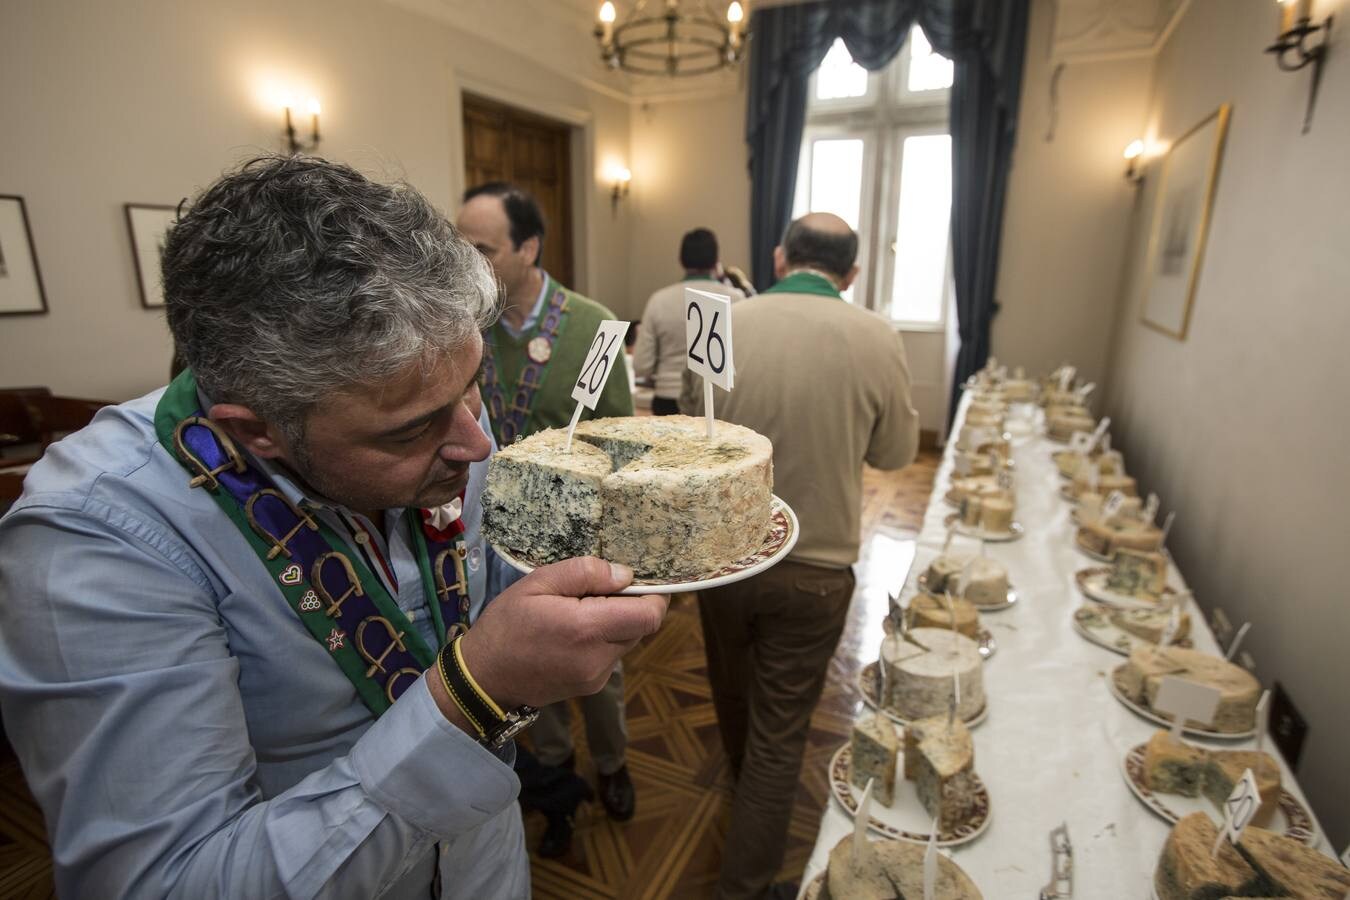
[923,818,939,900]
[685,287,734,390]
[1089,417,1111,449]
[1219,769,1262,847]
[1102,490,1127,520]
[571,319,630,409]
[1154,675,1221,737]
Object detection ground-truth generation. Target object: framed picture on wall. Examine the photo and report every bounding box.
[124,203,178,309]
[0,195,49,316]
[1140,104,1232,340]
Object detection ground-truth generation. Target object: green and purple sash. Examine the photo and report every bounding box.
[154,371,471,718]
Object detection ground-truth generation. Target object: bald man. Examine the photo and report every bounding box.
[681,213,919,900]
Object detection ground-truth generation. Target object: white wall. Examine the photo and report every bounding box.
[0,0,631,401]
[627,92,753,321]
[1105,0,1350,848]
[992,0,1153,393]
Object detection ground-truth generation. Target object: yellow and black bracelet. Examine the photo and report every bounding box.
[437,635,538,747]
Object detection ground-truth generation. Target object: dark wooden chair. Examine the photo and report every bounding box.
[21,394,111,447]
[0,389,48,466]
[0,470,25,515]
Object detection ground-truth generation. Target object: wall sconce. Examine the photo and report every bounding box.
[284,97,322,155]
[1265,0,1333,134]
[1123,139,1145,185]
[610,166,631,213]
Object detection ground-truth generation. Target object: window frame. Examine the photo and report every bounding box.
[791,124,879,306]
[875,125,955,331]
[806,38,880,113]
[796,25,953,329]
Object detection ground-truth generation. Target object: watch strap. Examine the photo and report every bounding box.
[437,636,536,747]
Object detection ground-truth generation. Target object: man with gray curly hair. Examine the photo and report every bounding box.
[0,156,667,899]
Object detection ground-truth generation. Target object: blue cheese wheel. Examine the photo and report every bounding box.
[903,715,978,833]
[822,834,983,899]
[849,713,899,806]
[880,629,984,721]
[484,415,773,579]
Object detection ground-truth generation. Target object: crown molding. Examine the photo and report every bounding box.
[1049,0,1191,65]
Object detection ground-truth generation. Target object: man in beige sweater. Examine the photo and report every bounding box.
[681,213,919,900]
[633,228,745,415]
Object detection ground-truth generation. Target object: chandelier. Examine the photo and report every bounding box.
[594,1,748,77]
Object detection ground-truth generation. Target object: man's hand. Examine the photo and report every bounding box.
[448,557,667,713]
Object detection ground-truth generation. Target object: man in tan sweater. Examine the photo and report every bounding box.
[633,228,745,415]
[681,212,919,899]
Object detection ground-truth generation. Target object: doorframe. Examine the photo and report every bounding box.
[450,70,596,296]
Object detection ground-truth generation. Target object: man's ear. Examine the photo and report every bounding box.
[772,246,787,280]
[520,235,542,267]
[208,404,290,460]
[838,264,861,292]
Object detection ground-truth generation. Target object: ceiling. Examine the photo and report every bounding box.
[1049,0,1190,62]
[382,0,1190,104]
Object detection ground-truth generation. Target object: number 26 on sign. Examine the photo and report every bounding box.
[685,287,734,438]
[565,319,629,451]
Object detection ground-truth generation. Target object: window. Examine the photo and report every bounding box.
[792,28,953,328]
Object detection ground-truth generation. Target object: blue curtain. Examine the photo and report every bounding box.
[744,0,1030,413]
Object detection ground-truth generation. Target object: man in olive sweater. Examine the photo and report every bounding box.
[457,183,635,857]
[682,213,919,900]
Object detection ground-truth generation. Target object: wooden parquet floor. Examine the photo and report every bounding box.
[0,453,938,899]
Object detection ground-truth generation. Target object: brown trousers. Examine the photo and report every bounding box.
[698,560,855,900]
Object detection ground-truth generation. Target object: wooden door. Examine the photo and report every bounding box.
[462,93,575,289]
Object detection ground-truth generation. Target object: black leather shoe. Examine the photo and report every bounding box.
[537,812,574,859]
[597,764,635,821]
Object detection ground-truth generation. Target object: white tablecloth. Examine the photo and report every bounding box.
[799,395,1329,897]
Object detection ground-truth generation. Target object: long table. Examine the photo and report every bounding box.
[798,394,1330,896]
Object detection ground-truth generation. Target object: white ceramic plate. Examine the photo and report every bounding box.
[1072,606,1192,657]
[943,513,1024,543]
[916,570,1019,612]
[1120,742,1316,845]
[494,494,799,596]
[828,742,991,846]
[857,661,992,727]
[1076,567,1175,610]
[1107,664,1258,740]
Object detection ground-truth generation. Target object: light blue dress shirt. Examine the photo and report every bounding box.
[0,388,530,899]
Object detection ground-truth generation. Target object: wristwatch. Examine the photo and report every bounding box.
[437,636,538,749]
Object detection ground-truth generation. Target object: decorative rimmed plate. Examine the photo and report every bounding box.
[943,514,1024,543]
[1075,567,1175,609]
[915,570,1019,612]
[829,743,992,845]
[1121,742,1316,845]
[1108,664,1258,740]
[1072,606,1193,656]
[857,661,992,726]
[493,495,799,596]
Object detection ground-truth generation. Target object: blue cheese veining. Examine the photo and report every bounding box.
[483,415,773,579]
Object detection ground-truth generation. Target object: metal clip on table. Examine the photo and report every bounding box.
[1038,822,1073,899]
